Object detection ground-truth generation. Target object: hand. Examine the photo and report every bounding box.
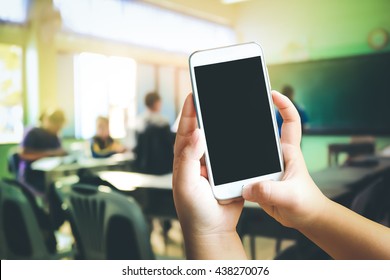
[48,148,67,157]
[112,142,126,153]
[242,91,327,230]
[172,94,246,259]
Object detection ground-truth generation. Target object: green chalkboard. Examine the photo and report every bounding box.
[267,52,390,135]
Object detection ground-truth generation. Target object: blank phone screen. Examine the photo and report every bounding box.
[194,56,281,186]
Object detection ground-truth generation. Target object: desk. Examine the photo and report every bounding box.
[99,159,390,220]
[240,160,390,258]
[99,171,174,219]
[33,153,134,193]
[311,160,390,204]
[98,161,390,258]
[328,142,375,166]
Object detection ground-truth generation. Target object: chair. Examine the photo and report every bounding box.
[275,176,390,260]
[350,177,390,226]
[54,182,155,260]
[133,124,174,175]
[0,179,73,259]
[7,151,20,178]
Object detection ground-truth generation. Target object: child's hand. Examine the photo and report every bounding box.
[172,94,246,259]
[243,91,327,231]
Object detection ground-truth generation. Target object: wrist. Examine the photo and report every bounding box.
[294,192,330,233]
[184,231,247,260]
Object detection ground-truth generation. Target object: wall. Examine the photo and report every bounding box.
[235,0,390,63]
[302,136,390,172]
[1,0,390,178]
[234,0,390,169]
[144,0,237,25]
[0,144,17,179]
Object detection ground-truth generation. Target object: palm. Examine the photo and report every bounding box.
[172,94,243,236]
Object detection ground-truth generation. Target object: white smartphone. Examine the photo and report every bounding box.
[189,42,284,200]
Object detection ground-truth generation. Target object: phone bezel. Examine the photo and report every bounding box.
[189,42,284,200]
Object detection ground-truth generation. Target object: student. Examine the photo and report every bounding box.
[136,92,170,132]
[91,116,126,158]
[133,92,174,175]
[276,85,308,134]
[172,92,390,260]
[19,109,67,192]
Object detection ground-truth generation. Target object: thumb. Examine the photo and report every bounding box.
[179,128,204,162]
[242,180,291,208]
[173,128,205,191]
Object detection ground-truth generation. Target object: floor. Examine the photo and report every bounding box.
[150,219,295,260]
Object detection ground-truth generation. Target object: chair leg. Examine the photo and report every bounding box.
[162,219,171,254]
[250,236,256,259]
[275,238,283,255]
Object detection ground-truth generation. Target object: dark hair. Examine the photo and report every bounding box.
[281,85,294,100]
[144,92,161,109]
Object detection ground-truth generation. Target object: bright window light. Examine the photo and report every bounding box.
[0,43,23,143]
[0,0,28,23]
[53,0,236,53]
[74,52,136,139]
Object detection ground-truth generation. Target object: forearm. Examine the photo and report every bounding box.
[184,231,247,260]
[299,198,390,259]
[20,148,65,161]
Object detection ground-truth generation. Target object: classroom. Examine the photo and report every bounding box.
[1,0,390,262]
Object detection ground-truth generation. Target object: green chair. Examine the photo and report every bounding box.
[54,182,155,260]
[0,180,73,259]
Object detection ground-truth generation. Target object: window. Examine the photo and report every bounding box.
[54,0,236,54]
[0,43,23,144]
[0,0,28,23]
[74,52,136,139]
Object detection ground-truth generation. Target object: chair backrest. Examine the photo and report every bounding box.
[134,124,174,175]
[350,177,390,226]
[0,180,52,259]
[55,183,154,260]
[7,152,20,177]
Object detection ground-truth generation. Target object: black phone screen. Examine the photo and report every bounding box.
[194,56,281,186]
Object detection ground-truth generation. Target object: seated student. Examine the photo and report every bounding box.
[91,116,126,158]
[172,92,390,260]
[276,85,308,135]
[19,109,67,193]
[133,92,174,175]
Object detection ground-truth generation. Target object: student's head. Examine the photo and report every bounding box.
[40,109,66,134]
[281,85,295,101]
[145,92,161,112]
[96,116,110,138]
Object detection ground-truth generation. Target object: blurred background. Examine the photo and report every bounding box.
[0,0,389,260]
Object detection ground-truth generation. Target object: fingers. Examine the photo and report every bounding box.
[219,197,244,206]
[242,180,292,208]
[272,90,302,147]
[179,128,205,162]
